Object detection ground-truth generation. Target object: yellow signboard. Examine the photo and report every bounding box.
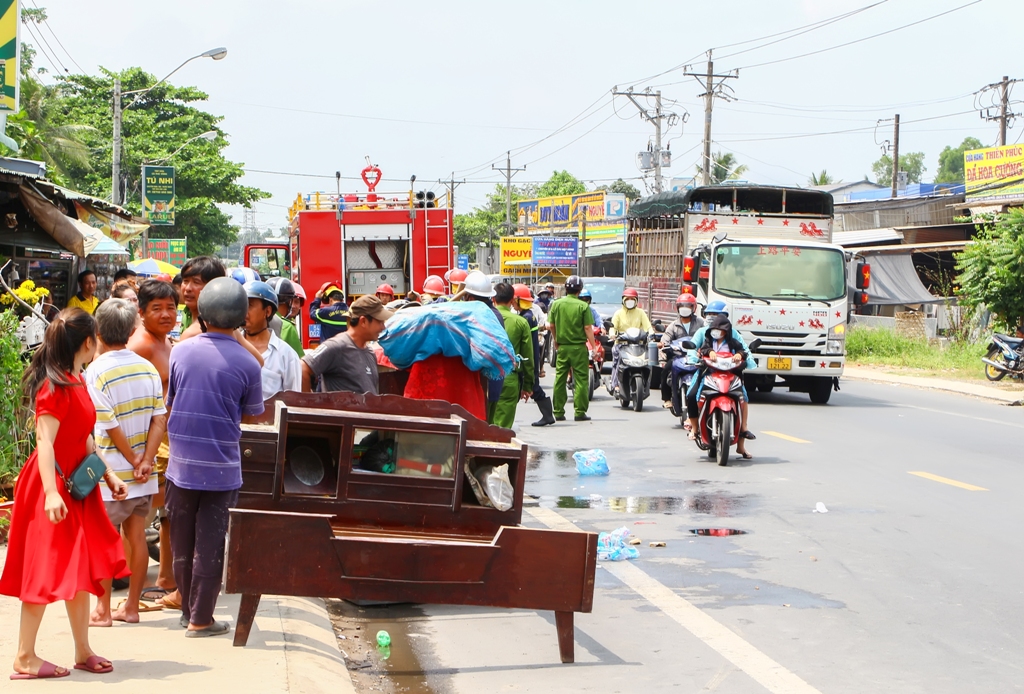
[965,144,1024,201]
[0,0,18,113]
[499,236,532,274]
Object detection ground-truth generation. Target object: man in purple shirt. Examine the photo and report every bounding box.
[165,277,264,637]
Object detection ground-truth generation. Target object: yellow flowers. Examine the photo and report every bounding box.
[0,278,50,306]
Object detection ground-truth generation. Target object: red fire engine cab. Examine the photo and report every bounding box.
[286,165,454,349]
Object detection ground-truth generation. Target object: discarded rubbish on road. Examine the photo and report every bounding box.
[574,449,610,476]
[597,527,640,561]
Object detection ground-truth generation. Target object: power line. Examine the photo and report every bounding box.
[22,23,63,76]
[737,91,977,114]
[28,0,84,73]
[23,19,67,74]
[734,0,983,71]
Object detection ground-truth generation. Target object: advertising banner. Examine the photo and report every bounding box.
[532,237,578,267]
[457,253,469,270]
[0,0,19,114]
[965,144,1024,201]
[142,165,176,225]
[518,191,628,229]
[146,238,187,266]
[74,202,149,244]
[499,236,532,274]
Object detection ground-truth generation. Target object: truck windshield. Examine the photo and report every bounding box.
[712,244,846,301]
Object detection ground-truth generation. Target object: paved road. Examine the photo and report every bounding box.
[360,377,1024,694]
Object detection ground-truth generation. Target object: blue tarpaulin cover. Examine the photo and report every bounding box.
[379,301,516,381]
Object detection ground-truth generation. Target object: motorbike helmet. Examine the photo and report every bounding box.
[579,288,592,303]
[464,270,496,298]
[266,276,296,303]
[564,275,583,294]
[292,282,307,302]
[705,300,729,317]
[512,284,534,303]
[198,276,248,329]
[422,275,446,295]
[676,293,697,306]
[622,288,639,300]
[230,267,260,285]
[244,280,279,310]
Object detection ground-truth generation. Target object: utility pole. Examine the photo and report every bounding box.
[112,77,122,205]
[492,152,525,235]
[612,89,682,193]
[577,211,587,276]
[891,114,900,199]
[682,53,737,186]
[439,172,465,210]
[979,75,1021,146]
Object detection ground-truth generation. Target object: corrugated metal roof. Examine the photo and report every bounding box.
[834,228,904,247]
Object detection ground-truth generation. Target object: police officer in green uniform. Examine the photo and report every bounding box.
[547,275,596,422]
[490,283,534,429]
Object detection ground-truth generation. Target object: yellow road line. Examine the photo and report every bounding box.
[908,471,988,491]
[526,507,823,694]
[761,431,811,444]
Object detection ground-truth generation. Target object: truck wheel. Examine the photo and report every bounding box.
[809,378,833,404]
[756,379,775,393]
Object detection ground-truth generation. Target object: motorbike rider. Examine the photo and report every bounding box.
[685,314,753,458]
[579,289,602,329]
[660,292,704,413]
[535,282,556,312]
[512,284,555,426]
[547,275,596,422]
[609,288,653,396]
[375,283,396,304]
[265,277,304,357]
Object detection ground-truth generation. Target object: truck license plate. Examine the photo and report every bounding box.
[767,357,791,371]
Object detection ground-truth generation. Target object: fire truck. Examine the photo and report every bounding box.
[282,165,454,348]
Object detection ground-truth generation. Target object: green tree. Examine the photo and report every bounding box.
[808,170,837,186]
[536,170,586,198]
[935,137,984,184]
[49,68,268,255]
[696,152,748,184]
[4,78,95,184]
[597,178,641,201]
[871,152,926,185]
[956,208,1024,329]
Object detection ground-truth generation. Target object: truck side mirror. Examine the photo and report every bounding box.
[856,262,870,290]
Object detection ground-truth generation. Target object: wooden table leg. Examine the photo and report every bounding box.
[555,611,575,664]
[233,593,262,647]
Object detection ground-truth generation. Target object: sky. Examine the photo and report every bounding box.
[31,0,1022,233]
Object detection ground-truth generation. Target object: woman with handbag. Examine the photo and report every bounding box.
[0,308,130,680]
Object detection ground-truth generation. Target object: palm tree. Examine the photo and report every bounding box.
[808,170,836,186]
[696,152,748,184]
[3,78,95,183]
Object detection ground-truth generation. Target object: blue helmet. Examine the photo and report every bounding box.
[231,267,260,285]
[705,300,729,317]
[579,288,592,301]
[243,280,278,310]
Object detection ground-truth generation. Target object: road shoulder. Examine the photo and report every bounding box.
[843,365,1023,405]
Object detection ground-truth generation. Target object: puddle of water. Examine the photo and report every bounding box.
[325,600,437,694]
[690,528,748,536]
[527,448,576,470]
[541,490,750,516]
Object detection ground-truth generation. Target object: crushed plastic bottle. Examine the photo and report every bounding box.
[376,630,391,647]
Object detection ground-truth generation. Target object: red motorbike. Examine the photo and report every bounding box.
[683,338,760,467]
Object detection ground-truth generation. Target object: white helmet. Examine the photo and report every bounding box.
[464,270,496,298]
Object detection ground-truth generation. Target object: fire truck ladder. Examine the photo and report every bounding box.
[424,210,452,280]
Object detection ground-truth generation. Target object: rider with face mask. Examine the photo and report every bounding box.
[609,288,653,396]
[659,293,704,408]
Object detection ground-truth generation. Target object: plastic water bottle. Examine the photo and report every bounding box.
[376,630,391,647]
[647,340,659,367]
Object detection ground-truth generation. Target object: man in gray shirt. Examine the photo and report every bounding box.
[301,295,393,394]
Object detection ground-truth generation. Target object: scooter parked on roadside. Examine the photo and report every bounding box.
[982,330,1024,381]
[682,338,761,467]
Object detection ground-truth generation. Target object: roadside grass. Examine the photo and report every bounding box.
[846,327,989,381]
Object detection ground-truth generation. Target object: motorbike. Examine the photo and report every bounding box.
[589,326,606,400]
[982,331,1024,381]
[682,338,761,467]
[605,327,655,412]
[663,338,701,425]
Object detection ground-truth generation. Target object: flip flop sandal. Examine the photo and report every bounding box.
[742,431,757,440]
[185,620,231,638]
[157,594,182,611]
[740,452,753,460]
[10,661,70,680]
[74,655,113,674]
[140,587,169,601]
[116,599,164,613]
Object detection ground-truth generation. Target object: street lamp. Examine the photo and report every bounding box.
[146,130,217,164]
[111,47,227,206]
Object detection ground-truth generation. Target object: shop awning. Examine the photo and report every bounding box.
[852,252,942,305]
[834,228,903,247]
[18,183,106,257]
[584,241,623,258]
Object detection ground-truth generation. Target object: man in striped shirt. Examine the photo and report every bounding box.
[85,298,168,626]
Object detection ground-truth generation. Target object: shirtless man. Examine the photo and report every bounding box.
[127,279,179,604]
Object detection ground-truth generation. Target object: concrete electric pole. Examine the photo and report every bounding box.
[611,89,683,194]
[891,114,900,199]
[492,152,525,234]
[978,75,1021,146]
[682,53,737,187]
[439,172,465,210]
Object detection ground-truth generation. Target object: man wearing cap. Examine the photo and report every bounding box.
[309,282,349,343]
[547,275,596,423]
[491,283,534,429]
[301,296,393,395]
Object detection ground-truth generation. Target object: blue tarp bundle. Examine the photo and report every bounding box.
[379,301,516,381]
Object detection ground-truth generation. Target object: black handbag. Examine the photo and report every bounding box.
[54,453,106,501]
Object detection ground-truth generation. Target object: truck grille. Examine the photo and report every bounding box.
[748,330,826,355]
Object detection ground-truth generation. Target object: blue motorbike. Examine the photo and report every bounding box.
[663,338,701,426]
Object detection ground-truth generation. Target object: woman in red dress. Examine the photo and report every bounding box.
[0,309,129,680]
